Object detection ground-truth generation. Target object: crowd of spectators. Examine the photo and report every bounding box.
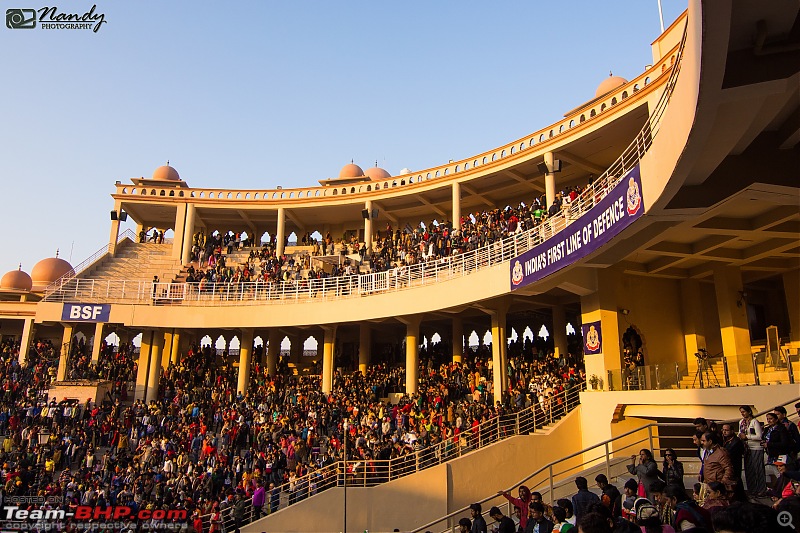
[174,185,589,292]
[472,406,800,533]
[0,331,584,532]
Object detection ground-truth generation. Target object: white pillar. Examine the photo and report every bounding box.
[321,326,337,394]
[237,329,254,396]
[452,317,463,363]
[544,151,556,208]
[364,200,373,254]
[491,308,508,404]
[713,266,752,374]
[452,182,461,230]
[108,200,122,255]
[358,324,371,375]
[181,204,196,265]
[18,318,34,365]
[135,330,153,401]
[56,324,73,381]
[405,316,422,394]
[170,330,182,366]
[91,322,104,364]
[145,331,163,403]
[552,304,567,359]
[266,330,280,377]
[276,207,286,257]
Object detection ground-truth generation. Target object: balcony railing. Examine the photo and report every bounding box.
[200,383,584,532]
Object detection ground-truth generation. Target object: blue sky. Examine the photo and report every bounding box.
[0,1,685,275]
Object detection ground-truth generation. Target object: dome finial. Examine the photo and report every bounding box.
[167,159,170,165]
[609,71,613,76]
[18,263,22,271]
[55,249,59,258]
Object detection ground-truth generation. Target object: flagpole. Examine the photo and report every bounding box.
[657,0,665,33]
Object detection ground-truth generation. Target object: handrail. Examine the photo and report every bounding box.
[411,393,800,533]
[199,383,584,530]
[43,28,683,308]
[42,228,138,294]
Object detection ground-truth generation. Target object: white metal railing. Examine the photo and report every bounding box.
[200,383,585,532]
[413,393,800,533]
[44,24,686,307]
[43,229,138,293]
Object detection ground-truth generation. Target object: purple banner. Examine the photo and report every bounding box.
[581,321,602,354]
[510,165,643,290]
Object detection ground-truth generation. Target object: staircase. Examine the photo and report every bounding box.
[79,241,183,283]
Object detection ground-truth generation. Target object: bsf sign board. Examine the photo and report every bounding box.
[61,303,111,322]
[510,165,644,290]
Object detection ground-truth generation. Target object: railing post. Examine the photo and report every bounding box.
[548,464,555,506]
[788,354,795,385]
[722,356,730,387]
[515,411,520,435]
[604,442,611,481]
[675,363,681,389]
[752,353,761,386]
[647,425,654,452]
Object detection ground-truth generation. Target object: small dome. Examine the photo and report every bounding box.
[365,166,391,181]
[399,168,412,175]
[152,165,181,181]
[0,269,32,291]
[595,73,628,98]
[338,163,364,179]
[31,257,74,290]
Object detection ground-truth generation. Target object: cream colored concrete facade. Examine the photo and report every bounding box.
[0,1,799,529]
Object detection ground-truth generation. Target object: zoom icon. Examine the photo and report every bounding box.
[6,8,37,29]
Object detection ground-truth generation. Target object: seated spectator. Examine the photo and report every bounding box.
[664,483,711,531]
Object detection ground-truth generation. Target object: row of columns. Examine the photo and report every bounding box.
[110,151,563,263]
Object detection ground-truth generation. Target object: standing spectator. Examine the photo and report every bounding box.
[571,476,600,523]
[470,503,488,533]
[595,474,621,519]
[627,449,660,500]
[525,501,554,533]
[252,479,265,520]
[774,406,800,467]
[738,405,765,496]
[499,485,532,531]
[489,506,516,533]
[700,431,736,495]
[660,448,685,490]
[721,422,747,501]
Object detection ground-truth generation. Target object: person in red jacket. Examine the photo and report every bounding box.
[498,485,533,531]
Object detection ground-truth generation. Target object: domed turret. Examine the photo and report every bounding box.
[0,267,32,291]
[338,163,365,179]
[151,164,181,181]
[595,73,628,98]
[364,164,391,181]
[31,256,74,291]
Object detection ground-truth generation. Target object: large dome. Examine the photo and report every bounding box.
[31,257,74,290]
[365,166,391,181]
[338,163,364,179]
[595,74,628,98]
[0,269,32,291]
[152,165,181,181]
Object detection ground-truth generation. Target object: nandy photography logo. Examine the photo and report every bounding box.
[6,5,107,32]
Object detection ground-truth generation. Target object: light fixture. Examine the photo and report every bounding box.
[537,159,562,174]
[620,308,630,316]
[737,291,747,308]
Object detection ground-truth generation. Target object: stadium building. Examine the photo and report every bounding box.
[0,1,798,531]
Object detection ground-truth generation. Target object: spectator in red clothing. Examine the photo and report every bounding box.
[498,485,533,530]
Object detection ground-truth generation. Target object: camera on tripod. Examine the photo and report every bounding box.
[694,348,709,360]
